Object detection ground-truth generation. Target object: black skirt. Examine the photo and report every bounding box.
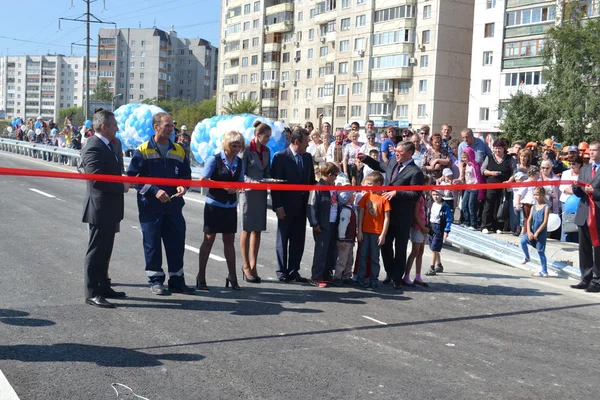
[203,203,237,234]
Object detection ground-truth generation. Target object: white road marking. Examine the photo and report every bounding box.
[362,315,388,326]
[184,244,226,261]
[0,369,20,399]
[28,188,55,198]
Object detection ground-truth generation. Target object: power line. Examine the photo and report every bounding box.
[0,35,72,48]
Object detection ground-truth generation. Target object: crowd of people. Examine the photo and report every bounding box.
[74,107,599,308]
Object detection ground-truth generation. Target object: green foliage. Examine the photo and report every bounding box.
[59,106,85,127]
[92,79,113,102]
[542,6,600,143]
[499,92,562,144]
[141,97,217,129]
[222,98,259,115]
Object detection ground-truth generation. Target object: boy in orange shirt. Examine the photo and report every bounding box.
[357,171,391,288]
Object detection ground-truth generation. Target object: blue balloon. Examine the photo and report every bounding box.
[34,121,41,129]
[564,194,580,214]
[84,120,92,128]
[115,103,167,150]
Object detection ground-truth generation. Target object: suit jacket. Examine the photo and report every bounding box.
[574,163,600,227]
[271,147,316,217]
[81,135,125,225]
[362,156,424,227]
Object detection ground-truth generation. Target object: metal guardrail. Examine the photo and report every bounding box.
[447,225,581,280]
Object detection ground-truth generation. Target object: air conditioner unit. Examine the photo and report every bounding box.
[262,81,267,87]
[320,37,326,43]
[291,80,297,86]
[281,82,285,88]
[408,57,417,66]
[284,20,291,26]
[294,41,300,47]
[221,39,226,44]
[357,49,365,57]
[282,44,287,49]
[419,45,426,51]
[264,26,269,31]
[294,57,300,62]
[382,94,389,102]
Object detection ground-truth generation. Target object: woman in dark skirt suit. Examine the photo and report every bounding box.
[197,131,245,290]
[239,120,272,283]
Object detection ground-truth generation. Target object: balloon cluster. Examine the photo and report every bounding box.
[114,103,170,150]
[10,118,22,127]
[190,114,287,164]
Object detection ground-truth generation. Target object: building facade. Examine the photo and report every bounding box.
[97,28,218,107]
[467,0,558,135]
[217,0,475,132]
[0,55,97,121]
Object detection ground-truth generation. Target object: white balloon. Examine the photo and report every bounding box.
[547,213,561,232]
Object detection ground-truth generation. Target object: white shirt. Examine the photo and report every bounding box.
[430,202,442,224]
[559,169,577,203]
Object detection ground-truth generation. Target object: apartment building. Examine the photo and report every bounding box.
[467,0,558,135]
[217,0,475,132]
[97,28,218,107]
[0,55,97,121]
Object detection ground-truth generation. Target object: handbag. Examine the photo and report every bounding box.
[562,212,578,233]
[496,190,510,223]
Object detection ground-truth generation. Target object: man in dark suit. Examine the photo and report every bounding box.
[571,141,600,292]
[271,127,316,282]
[359,140,424,290]
[81,110,129,308]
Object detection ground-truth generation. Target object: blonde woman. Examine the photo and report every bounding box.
[342,131,363,186]
[197,130,245,291]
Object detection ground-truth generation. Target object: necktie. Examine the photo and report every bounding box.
[593,164,597,179]
[391,162,402,182]
[295,154,303,170]
[107,142,118,161]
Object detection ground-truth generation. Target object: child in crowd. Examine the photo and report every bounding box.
[515,166,540,235]
[458,146,485,230]
[520,187,550,277]
[357,172,391,288]
[333,180,357,286]
[511,171,528,235]
[436,168,455,210]
[307,162,340,288]
[426,189,453,276]
[404,175,431,286]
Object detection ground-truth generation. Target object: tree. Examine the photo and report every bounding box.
[59,106,85,127]
[172,98,216,129]
[542,5,600,143]
[91,79,113,102]
[222,98,259,115]
[499,91,562,144]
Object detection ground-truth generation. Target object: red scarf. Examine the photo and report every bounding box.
[249,139,266,162]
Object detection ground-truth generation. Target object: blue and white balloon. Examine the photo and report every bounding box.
[84,120,92,129]
[115,103,169,150]
[190,114,288,164]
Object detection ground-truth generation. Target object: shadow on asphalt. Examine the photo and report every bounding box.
[0,309,55,327]
[0,344,204,367]
[131,302,600,352]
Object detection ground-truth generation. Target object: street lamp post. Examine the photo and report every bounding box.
[111,93,123,111]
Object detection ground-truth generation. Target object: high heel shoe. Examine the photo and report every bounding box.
[225,277,241,290]
[196,277,209,291]
[241,268,259,283]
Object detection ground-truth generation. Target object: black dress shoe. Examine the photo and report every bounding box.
[278,276,289,282]
[382,275,392,284]
[585,283,600,293]
[570,281,590,290]
[292,276,309,283]
[394,281,403,290]
[104,289,126,298]
[85,296,115,308]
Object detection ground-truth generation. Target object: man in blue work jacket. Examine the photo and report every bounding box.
[127,112,195,295]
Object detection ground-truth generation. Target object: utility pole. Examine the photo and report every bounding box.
[59,0,115,120]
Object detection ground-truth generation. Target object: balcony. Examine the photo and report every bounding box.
[262,98,278,108]
[263,61,280,70]
[264,42,282,52]
[224,50,240,60]
[223,83,239,92]
[370,67,412,80]
[266,2,294,15]
[326,53,336,63]
[266,20,293,33]
[225,66,240,75]
[502,57,544,69]
[262,80,279,89]
[314,1,335,24]
[326,31,337,43]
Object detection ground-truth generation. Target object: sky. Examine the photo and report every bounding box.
[0,0,221,57]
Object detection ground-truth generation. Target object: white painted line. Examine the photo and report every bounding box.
[184,244,226,261]
[28,188,55,198]
[362,316,388,326]
[0,369,20,399]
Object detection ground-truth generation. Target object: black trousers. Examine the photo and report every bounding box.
[85,223,117,298]
[578,223,600,284]
[482,189,504,231]
[381,224,410,283]
[276,208,307,279]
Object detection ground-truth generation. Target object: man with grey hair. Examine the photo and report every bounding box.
[458,128,491,165]
[81,109,130,308]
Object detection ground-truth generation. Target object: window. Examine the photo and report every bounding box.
[306,88,312,99]
[244,4,251,14]
[356,15,366,27]
[341,18,350,31]
[336,106,346,118]
[422,30,430,44]
[294,90,300,100]
[293,109,299,120]
[282,71,290,81]
[243,21,250,31]
[320,46,328,57]
[374,5,416,23]
[307,68,313,78]
[339,62,348,74]
[241,74,248,84]
[352,82,363,94]
[339,40,349,52]
[140,73,144,79]
[486,0,496,9]
[337,84,348,96]
[342,0,350,8]
[242,57,249,67]
[307,48,314,59]
[131,40,136,47]
[353,60,364,72]
[484,23,495,38]
[298,11,303,21]
[131,51,135,57]
[420,55,428,68]
[481,79,492,94]
[355,37,365,50]
[418,104,426,118]
[504,71,545,86]
[305,108,311,119]
[398,81,410,94]
[371,79,392,93]
[139,94,144,100]
[397,104,408,118]
[419,80,427,93]
[368,103,391,115]
[253,19,259,29]
[505,6,556,27]
[129,83,134,89]
[423,5,431,19]
[504,39,544,59]
[250,73,258,83]
[479,107,490,121]
[373,29,412,46]
[280,109,288,119]
[357,0,365,4]
[483,51,493,66]
[252,37,259,47]
[309,29,315,40]
[372,54,409,69]
[242,39,249,49]
[253,1,260,11]
[283,53,291,63]
[351,105,362,117]
[141,51,146,57]
[251,55,258,65]
[317,83,334,97]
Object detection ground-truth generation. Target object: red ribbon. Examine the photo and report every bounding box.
[587,189,599,247]
[0,167,582,192]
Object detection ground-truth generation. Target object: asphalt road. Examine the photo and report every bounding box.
[1,152,600,400]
